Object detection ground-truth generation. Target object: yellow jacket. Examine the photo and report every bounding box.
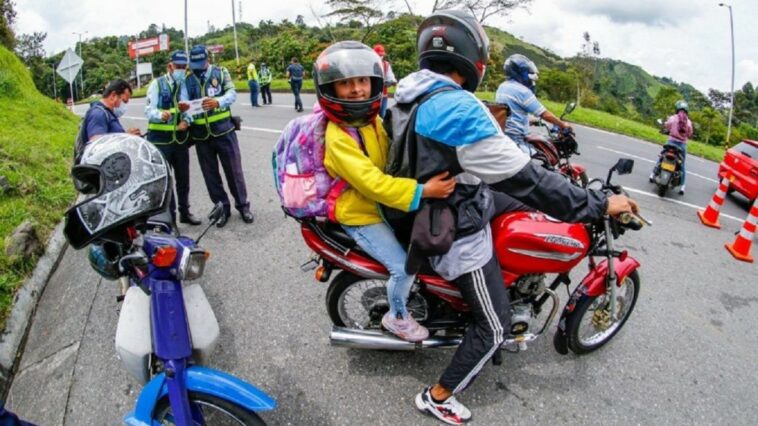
[323,120,422,225]
[247,63,258,81]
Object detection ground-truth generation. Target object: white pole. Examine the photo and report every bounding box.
[184,0,190,58]
[136,49,141,89]
[231,0,240,65]
[51,63,57,99]
[726,5,735,146]
[68,80,74,111]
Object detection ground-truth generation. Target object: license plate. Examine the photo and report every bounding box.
[661,162,676,172]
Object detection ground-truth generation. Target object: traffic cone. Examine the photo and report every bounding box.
[697,175,732,229]
[725,198,757,263]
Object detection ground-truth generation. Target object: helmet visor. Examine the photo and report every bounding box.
[315,43,383,85]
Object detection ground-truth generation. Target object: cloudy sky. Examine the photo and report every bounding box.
[14,0,757,93]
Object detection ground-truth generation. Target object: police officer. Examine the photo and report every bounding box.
[144,50,201,226]
[186,45,254,227]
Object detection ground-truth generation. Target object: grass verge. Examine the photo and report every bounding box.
[0,47,79,329]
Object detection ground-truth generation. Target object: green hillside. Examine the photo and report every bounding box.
[0,45,78,327]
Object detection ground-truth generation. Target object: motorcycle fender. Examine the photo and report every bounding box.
[566,164,586,180]
[123,366,277,425]
[659,170,672,186]
[553,257,640,354]
[115,287,152,385]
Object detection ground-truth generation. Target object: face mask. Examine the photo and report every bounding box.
[114,101,128,118]
[172,69,186,82]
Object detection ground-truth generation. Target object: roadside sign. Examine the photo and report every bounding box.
[207,44,224,54]
[128,34,170,59]
[56,48,83,84]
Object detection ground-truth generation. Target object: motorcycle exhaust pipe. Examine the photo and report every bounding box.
[330,326,462,351]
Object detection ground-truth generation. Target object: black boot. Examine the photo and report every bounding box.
[179,211,202,226]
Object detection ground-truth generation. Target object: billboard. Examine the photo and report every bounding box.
[128,34,170,59]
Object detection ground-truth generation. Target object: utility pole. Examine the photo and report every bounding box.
[231,0,240,65]
[72,31,87,98]
[719,3,735,147]
[50,62,57,100]
[184,0,190,58]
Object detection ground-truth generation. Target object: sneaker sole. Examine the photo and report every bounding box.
[414,393,465,425]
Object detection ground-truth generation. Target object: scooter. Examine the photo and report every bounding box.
[651,119,685,197]
[297,159,647,357]
[80,204,275,425]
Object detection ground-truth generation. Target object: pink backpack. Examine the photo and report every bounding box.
[272,107,351,220]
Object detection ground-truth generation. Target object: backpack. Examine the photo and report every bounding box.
[273,107,363,220]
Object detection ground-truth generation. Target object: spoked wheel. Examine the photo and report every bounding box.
[565,271,640,354]
[326,271,429,329]
[153,391,265,425]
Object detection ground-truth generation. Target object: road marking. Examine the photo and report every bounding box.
[624,187,743,223]
[240,102,309,110]
[597,146,718,183]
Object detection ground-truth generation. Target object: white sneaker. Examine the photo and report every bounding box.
[415,386,472,425]
[679,185,686,195]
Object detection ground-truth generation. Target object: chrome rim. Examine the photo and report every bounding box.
[156,400,247,425]
[337,278,428,329]
[577,276,636,347]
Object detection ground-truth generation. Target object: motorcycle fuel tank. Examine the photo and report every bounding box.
[492,212,590,274]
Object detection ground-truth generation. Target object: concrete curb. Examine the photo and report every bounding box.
[0,220,69,395]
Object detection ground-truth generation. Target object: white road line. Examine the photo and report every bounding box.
[81,114,284,134]
[597,146,718,183]
[624,187,743,223]
[239,102,308,110]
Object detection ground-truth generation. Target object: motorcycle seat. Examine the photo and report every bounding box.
[146,210,174,234]
[322,221,358,248]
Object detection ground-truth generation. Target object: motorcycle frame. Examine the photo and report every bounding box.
[121,232,276,425]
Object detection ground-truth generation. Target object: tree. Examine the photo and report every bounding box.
[15,32,46,64]
[1,0,16,49]
[652,86,683,120]
[572,32,600,107]
[708,89,730,112]
[326,0,389,42]
[432,0,532,24]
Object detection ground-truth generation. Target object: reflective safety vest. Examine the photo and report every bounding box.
[146,76,189,145]
[185,66,235,141]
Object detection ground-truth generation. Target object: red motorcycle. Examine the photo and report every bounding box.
[297,159,646,356]
[527,102,588,187]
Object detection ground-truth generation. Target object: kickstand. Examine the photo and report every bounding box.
[492,349,503,366]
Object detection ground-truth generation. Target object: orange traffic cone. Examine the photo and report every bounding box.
[697,175,732,229]
[725,198,758,263]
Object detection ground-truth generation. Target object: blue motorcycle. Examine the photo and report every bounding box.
[64,134,275,425]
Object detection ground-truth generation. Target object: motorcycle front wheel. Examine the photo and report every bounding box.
[326,271,429,329]
[153,391,265,425]
[564,271,640,355]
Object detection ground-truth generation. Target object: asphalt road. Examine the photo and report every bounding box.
[8,93,758,425]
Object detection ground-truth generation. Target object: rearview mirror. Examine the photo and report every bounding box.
[564,101,576,115]
[614,158,634,175]
[208,202,225,222]
[655,118,664,126]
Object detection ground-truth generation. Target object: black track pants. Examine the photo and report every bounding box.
[438,254,510,393]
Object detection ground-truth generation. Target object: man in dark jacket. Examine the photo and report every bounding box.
[396,11,638,425]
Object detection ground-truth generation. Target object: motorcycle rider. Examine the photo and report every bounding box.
[495,54,572,155]
[393,11,638,425]
[649,100,693,194]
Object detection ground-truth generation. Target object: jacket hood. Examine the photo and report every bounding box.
[394,69,461,104]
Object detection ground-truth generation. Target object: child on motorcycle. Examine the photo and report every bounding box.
[316,41,456,342]
[650,100,693,194]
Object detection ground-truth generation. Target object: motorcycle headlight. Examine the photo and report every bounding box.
[178,248,210,281]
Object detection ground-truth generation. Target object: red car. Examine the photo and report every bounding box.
[718,139,758,202]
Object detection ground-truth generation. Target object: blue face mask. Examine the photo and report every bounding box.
[114,101,128,118]
[172,69,186,82]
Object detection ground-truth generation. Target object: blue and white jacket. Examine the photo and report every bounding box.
[393,70,607,279]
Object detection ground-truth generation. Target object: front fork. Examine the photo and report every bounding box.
[603,216,619,321]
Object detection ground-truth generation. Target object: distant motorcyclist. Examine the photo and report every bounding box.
[495,54,572,155]
[650,100,693,194]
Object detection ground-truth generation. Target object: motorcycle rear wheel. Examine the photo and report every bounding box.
[153,391,265,425]
[657,184,667,197]
[326,271,429,329]
[564,271,639,355]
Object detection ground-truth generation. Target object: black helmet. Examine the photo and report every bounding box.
[417,10,490,92]
[64,134,170,250]
[314,41,384,127]
[504,54,538,92]
[88,241,123,280]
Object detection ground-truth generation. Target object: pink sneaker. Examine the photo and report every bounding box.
[382,312,429,342]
